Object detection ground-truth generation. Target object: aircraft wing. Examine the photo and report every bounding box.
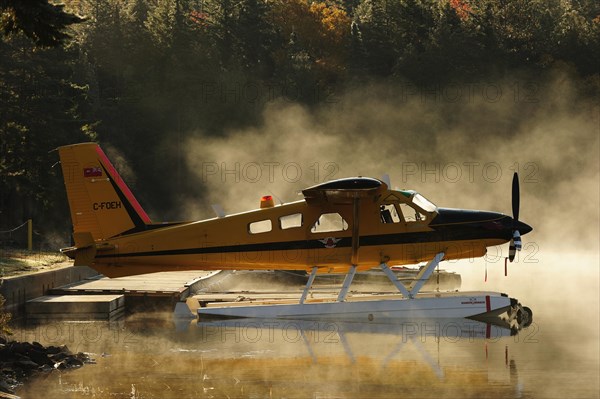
[302,177,388,205]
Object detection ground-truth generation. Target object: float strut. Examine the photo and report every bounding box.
[380,263,412,298]
[408,252,445,298]
[337,265,358,302]
[300,266,318,304]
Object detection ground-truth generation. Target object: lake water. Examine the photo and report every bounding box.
[11,251,600,398]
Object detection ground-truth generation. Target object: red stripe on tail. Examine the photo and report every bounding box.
[95,146,152,224]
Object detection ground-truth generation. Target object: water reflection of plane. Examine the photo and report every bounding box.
[184,317,525,397]
[194,316,517,339]
[195,317,515,367]
[25,315,525,398]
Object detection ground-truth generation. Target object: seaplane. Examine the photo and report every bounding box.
[56,143,533,327]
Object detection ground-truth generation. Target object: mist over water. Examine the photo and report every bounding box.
[181,69,599,314]
[178,70,600,397]
[13,302,599,398]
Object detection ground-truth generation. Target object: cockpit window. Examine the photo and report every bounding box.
[399,203,426,222]
[412,193,437,213]
[380,204,401,223]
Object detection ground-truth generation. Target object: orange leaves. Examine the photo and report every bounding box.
[270,0,350,75]
[272,0,350,50]
[308,2,351,45]
[449,0,472,21]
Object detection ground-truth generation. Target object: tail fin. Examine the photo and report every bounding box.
[58,143,151,243]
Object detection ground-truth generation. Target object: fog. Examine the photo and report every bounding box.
[182,70,598,252]
[180,70,600,351]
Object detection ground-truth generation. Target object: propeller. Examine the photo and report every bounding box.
[512,172,520,222]
[508,172,522,262]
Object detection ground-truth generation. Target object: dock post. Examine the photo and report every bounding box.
[27,219,32,251]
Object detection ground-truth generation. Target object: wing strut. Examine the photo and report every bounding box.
[350,196,360,266]
[337,196,361,302]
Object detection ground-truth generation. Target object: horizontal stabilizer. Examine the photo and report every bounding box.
[73,231,95,248]
[74,245,97,266]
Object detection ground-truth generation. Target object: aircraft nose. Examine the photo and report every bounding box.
[515,220,533,235]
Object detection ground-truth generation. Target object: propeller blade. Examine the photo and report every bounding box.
[508,239,516,262]
[508,230,521,263]
[513,230,522,251]
[512,172,520,223]
[509,173,523,263]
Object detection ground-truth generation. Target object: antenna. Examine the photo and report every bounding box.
[211,204,226,218]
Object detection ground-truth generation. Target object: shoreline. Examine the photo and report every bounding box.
[0,336,94,395]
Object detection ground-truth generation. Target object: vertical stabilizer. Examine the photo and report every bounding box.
[58,143,151,243]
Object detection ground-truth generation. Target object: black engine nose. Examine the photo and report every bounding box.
[514,220,533,235]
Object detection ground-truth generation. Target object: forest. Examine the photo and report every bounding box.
[1,0,599,247]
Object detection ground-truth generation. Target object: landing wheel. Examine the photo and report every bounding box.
[522,306,533,327]
[516,306,533,328]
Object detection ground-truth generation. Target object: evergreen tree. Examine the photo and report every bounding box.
[206,0,238,69]
[354,0,400,76]
[0,0,84,46]
[0,35,94,234]
[235,0,277,78]
[348,20,367,75]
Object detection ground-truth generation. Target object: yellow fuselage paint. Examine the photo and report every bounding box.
[78,195,503,277]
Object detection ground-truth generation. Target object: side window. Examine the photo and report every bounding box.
[380,204,401,223]
[310,213,348,233]
[398,203,426,222]
[279,213,302,230]
[249,219,272,234]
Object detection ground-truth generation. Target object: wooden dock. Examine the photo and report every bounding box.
[24,270,222,319]
[48,271,219,300]
[26,294,125,320]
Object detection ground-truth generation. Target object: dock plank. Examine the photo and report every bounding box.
[58,271,216,290]
[26,294,125,320]
[49,271,220,298]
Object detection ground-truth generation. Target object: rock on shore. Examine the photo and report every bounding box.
[0,336,94,394]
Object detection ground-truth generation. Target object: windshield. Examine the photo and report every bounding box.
[412,193,437,213]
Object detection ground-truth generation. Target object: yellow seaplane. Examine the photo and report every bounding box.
[57,143,533,326]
